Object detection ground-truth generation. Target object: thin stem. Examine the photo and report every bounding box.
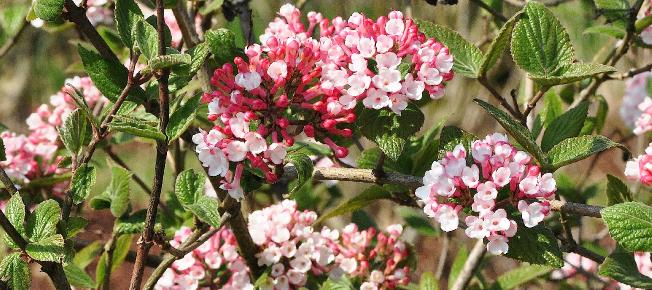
[469,0,507,22]
[478,77,522,119]
[434,232,450,279]
[128,0,171,287]
[103,147,153,195]
[101,233,119,290]
[607,63,652,80]
[522,87,549,121]
[450,239,486,290]
[63,0,119,63]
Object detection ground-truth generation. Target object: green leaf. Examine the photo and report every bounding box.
[64,85,101,129]
[598,246,652,288]
[26,200,61,242]
[357,104,425,160]
[95,235,132,287]
[530,63,616,86]
[106,166,132,217]
[134,19,158,59]
[504,223,564,268]
[540,101,589,152]
[397,207,439,237]
[416,20,482,78]
[70,164,97,205]
[114,210,146,234]
[606,174,633,206]
[114,0,143,48]
[474,99,547,165]
[480,12,521,75]
[109,115,166,141]
[595,95,609,133]
[286,153,314,194]
[189,42,210,74]
[320,277,354,290]
[583,24,626,39]
[317,185,391,224]
[438,125,476,161]
[78,45,146,103]
[65,216,88,238]
[34,0,63,21]
[205,28,237,63]
[547,135,624,169]
[166,95,200,142]
[73,241,103,268]
[26,234,65,262]
[0,252,30,290]
[511,2,573,78]
[448,246,469,289]
[186,196,222,228]
[147,53,192,71]
[602,202,652,252]
[64,263,95,288]
[59,109,90,155]
[4,194,26,247]
[489,264,551,290]
[542,90,563,127]
[198,0,224,14]
[594,0,630,22]
[419,272,439,290]
[175,169,205,205]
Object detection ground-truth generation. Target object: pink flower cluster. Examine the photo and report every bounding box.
[551,252,652,290]
[156,227,253,290]
[640,1,652,45]
[248,199,411,290]
[415,133,557,255]
[1,77,106,195]
[625,142,652,185]
[619,71,652,134]
[195,4,454,200]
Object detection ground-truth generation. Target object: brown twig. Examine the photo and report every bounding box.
[103,147,153,195]
[128,0,171,287]
[478,77,522,119]
[522,87,549,121]
[63,0,120,63]
[607,63,652,80]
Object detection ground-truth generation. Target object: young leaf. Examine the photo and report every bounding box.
[419,272,439,290]
[106,166,132,217]
[595,95,609,133]
[59,109,90,155]
[606,175,633,206]
[547,135,624,170]
[78,45,147,103]
[488,264,551,290]
[542,90,563,127]
[583,24,626,39]
[357,104,425,160]
[26,234,65,262]
[602,202,652,252]
[189,41,210,74]
[474,99,547,165]
[503,223,564,268]
[70,164,97,205]
[108,115,166,141]
[34,0,63,21]
[479,12,521,75]
[317,185,391,223]
[134,19,158,59]
[64,263,95,288]
[320,277,354,290]
[205,28,237,63]
[114,0,143,48]
[540,101,589,152]
[4,194,26,243]
[26,200,61,242]
[594,0,630,22]
[114,210,146,234]
[73,241,102,268]
[598,246,652,288]
[65,216,88,238]
[286,152,314,194]
[0,252,30,290]
[175,169,205,205]
[147,53,192,70]
[511,2,573,79]
[438,125,476,161]
[416,20,482,78]
[166,94,201,142]
[185,196,222,228]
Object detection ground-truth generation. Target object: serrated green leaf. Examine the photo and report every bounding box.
[438,125,476,161]
[65,85,101,129]
[186,196,222,227]
[489,264,551,290]
[59,109,90,154]
[70,164,97,205]
[357,104,425,161]
[530,63,616,86]
[0,252,30,290]
[114,0,143,48]
[64,263,95,288]
[78,45,147,103]
[417,20,482,77]
[205,28,237,63]
[167,95,200,142]
[542,90,563,127]
[598,246,652,288]
[105,166,132,217]
[448,246,469,289]
[317,185,391,224]
[189,41,210,74]
[26,200,61,242]
[377,133,407,161]
[547,135,624,169]
[73,241,103,268]
[175,169,205,205]
[541,101,589,152]
[65,216,88,238]
[504,223,564,268]
[474,99,547,165]
[480,12,521,75]
[583,24,626,39]
[419,272,438,290]
[594,0,630,22]
[134,19,158,59]
[4,194,26,248]
[286,153,314,194]
[148,53,191,71]
[109,115,166,141]
[602,202,652,252]
[26,234,65,262]
[34,0,63,21]
[606,174,633,206]
[115,210,146,234]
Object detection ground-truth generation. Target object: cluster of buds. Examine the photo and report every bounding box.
[156,227,253,290]
[415,133,557,255]
[1,77,107,195]
[195,4,454,199]
[625,142,652,185]
[246,199,411,290]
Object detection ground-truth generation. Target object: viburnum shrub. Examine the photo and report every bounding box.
[3,0,652,289]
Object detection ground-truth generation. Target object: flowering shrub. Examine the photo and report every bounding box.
[4,0,652,290]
